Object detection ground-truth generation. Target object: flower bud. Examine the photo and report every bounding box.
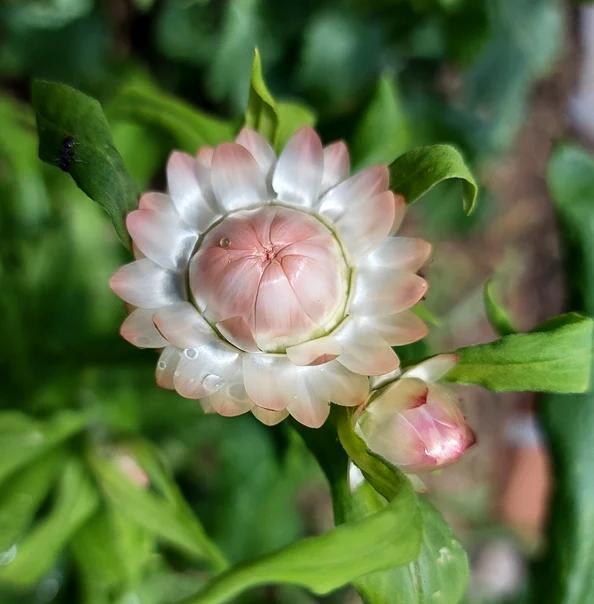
[356,355,475,472]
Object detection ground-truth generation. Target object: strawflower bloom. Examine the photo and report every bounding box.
[356,354,475,472]
[110,127,431,427]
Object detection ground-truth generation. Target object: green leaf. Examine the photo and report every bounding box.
[0,411,85,484]
[351,76,411,169]
[32,80,138,247]
[483,277,516,336]
[181,412,422,604]
[180,481,420,604]
[108,79,234,153]
[336,410,468,603]
[71,507,153,598]
[88,444,227,571]
[243,51,317,150]
[447,312,593,393]
[0,449,65,551]
[244,49,278,143]
[274,101,316,151]
[0,458,98,587]
[528,145,594,603]
[352,491,469,604]
[389,144,478,214]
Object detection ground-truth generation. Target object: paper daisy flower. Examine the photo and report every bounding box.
[110,127,431,427]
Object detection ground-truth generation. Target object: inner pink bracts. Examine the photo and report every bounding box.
[189,205,348,352]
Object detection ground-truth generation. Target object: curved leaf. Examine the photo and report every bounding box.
[352,491,469,604]
[180,481,420,604]
[32,80,138,247]
[483,277,516,336]
[447,312,593,393]
[389,144,478,214]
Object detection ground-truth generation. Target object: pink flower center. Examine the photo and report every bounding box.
[189,206,349,352]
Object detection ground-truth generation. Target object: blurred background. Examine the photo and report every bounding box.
[2,0,594,602]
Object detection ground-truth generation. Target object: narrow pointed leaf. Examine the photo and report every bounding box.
[0,411,85,484]
[352,76,411,169]
[245,49,278,142]
[0,458,98,587]
[88,446,227,571]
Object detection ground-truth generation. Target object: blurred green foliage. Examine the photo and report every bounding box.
[0,0,569,602]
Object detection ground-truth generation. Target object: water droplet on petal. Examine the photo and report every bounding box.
[219,237,230,248]
[202,373,222,391]
[184,348,198,359]
[157,360,167,370]
[0,544,17,566]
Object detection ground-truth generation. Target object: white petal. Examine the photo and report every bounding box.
[402,354,458,383]
[235,127,276,179]
[360,311,428,346]
[287,379,330,428]
[350,268,428,316]
[317,165,389,220]
[167,151,219,231]
[333,191,396,254]
[204,381,254,417]
[306,360,369,407]
[335,319,400,376]
[173,342,241,399]
[110,259,183,308]
[153,302,216,349]
[391,194,406,233]
[367,237,432,271]
[156,347,181,390]
[321,141,350,194]
[211,143,268,212]
[286,335,341,366]
[138,192,175,213]
[242,355,295,411]
[196,146,214,167]
[369,367,402,390]
[272,127,323,207]
[216,317,260,352]
[126,209,197,271]
[120,308,168,348]
[252,407,289,426]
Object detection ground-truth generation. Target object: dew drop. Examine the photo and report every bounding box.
[157,360,167,370]
[184,347,198,359]
[202,373,222,391]
[219,237,230,248]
